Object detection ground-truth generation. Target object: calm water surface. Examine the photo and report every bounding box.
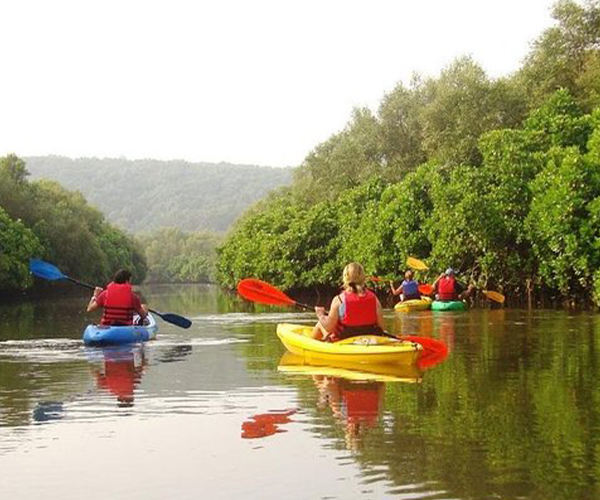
[1,284,599,500]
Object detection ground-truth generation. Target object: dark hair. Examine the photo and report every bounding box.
[113,269,132,284]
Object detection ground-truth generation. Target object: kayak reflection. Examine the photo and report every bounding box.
[278,352,423,383]
[88,345,147,407]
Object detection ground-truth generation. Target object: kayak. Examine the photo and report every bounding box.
[431,300,466,311]
[276,323,422,365]
[394,296,432,312]
[278,352,423,383]
[83,314,158,346]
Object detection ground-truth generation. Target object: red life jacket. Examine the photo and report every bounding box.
[324,289,381,342]
[438,276,458,301]
[101,282,135,326]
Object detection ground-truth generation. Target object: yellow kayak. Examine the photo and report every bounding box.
[278,352,423,383]
[394,296,432,312]
[276,323,422,365]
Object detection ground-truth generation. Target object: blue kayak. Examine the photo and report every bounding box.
[83,314,158,346]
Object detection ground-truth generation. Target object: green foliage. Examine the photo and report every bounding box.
[518,0,600,110]
[0,155,146,292]
[137,228,220,283]
[526,146,600,298]
[419,57,526,166]
[0,154,29,184]
[25,156,292,233]
[377,78,427,177]
[0,207,42,291]
[292,57,528,204]
[293,108,383,203]
[217,194,305,288]
[219,89,600,305]
[218,0,600,307]
[524,89,592,150]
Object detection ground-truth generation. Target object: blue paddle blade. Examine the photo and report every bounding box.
[153,311,192,329]
[29,259,67,281]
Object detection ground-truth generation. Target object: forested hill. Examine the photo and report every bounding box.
[24,156,292,233]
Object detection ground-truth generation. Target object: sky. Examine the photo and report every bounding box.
[0,0,558,168]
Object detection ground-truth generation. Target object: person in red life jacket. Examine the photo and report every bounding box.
[86,269,148,326]
[433,268,473,301]
[390,270,421,301]
[312,262,385,341]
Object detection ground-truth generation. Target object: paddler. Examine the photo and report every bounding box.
[390,270,421,301]
[432,268,473,301]
[312,262,386,341]
[86,269,148,326]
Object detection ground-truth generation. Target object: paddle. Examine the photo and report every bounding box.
[29,259,192,329]
[407,256,428,271]
[406,257,506,304]
[237,278,447,355]
[237,278,314,311]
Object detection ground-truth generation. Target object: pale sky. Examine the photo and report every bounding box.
[0,0,557,168]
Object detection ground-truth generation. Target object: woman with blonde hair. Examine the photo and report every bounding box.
[312,262,386,341]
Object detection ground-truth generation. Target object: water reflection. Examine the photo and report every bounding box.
[0,294,88,341]
[316,376,385,451]
[88,346,147,407]
[4,286,600,500]
[278,352,423,383]
[32,401,65,423]
[241,409,296,439]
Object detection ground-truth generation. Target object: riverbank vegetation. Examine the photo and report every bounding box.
[0,155,146,293]
[136,228,221,283]
[218,0,600,306]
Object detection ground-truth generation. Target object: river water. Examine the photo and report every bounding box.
[0,284,599,500]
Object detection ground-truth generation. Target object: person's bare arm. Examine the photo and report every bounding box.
[432,273,444,291]
[315,296,341,338]
[86,287,103,312]
[133,294,148,319]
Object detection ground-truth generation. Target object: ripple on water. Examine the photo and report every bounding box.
[0,338,84,363]
[191,312,313,324]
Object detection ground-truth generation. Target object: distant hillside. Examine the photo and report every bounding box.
[25,156,293,233]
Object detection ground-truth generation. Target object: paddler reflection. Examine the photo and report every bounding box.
[278,353,422,450]
[393,313,449,371]
[435,313,456,353]
[315,375,383,450]
[91,345,146,407]
[393,310,433,337]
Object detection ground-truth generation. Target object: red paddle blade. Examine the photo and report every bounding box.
[419,284,434,295]
[402,335,448,370]
[237,279,297,307]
